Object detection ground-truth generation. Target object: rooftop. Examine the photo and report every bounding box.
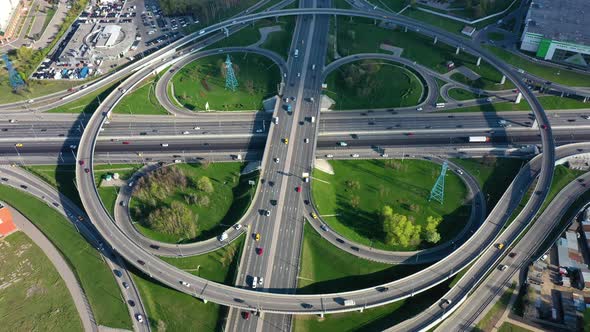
[525,0,590,46]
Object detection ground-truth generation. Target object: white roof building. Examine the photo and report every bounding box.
[0,0,20,33]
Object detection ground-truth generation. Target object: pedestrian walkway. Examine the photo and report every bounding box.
[8,205,97,332]
[314,159,334,175]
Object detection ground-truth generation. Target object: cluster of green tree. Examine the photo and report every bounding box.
[158,0,243,25]
[381,206,442,247]
[132,167,216,238]
[339,60,383,98]
[454,0,509,18]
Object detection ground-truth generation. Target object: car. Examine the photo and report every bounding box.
[123,282,129,289]
[182,131,189,135]
[498,264,508,271]
[381,153,389,158]
[583,115,590,120]
[416,107,423,111]
[234,223,242,230]
[311,212,318,219]
[304,199,310,205]
[1,178,8,181]
[540,124,548,129]
[265,210,271,216]
[509,252,517,258]
[137,260,145,265]
[304,138,309,143]
[15,143,23,147]
[69,145,77,149]
[84,168,90,173]
[257,247,263,255]
[121,201,127,207]
[440,299,452,309]
[497,243,505,250]
[258,277,264,285]
[406,132,414,136]
[283,138,289,144]
[270,199,277,206]
[486,97,493,102]
[242,311,251,320]
[255,233,261,241]
[194,127,201,130]
[20,184,28,189]
[9,119,16,123]
[297,72,301,77]
[338,141,347,147]
[252,276,258,289]
[78,216,84,221]
[256,128,263,133]
[128,300,135,307]
[180,281,191,287]
[326,154,334,158]
[291,96,296,102]
[161,143,169,147]
[540,254,548,261]
[295,186,301,193]
[274,157,280,163]
[320,224,328,232]
[136,314,143,323]
[122,141,130,144]
[351,154,360,158]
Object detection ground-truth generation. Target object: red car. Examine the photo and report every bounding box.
[540,124,547,129]
[257,247,263,256]
[122,141,130,145]
[79,160,85,166]
[84,168,90,173]
[242,311,250,320]
[295,186,301,193]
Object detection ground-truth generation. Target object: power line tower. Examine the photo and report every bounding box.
[428,161,448,204]
[224,54,238,92]
[2,54,26,91]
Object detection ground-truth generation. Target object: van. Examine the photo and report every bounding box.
[218,232,228,241]
[310,116,316,123]
[343,299,355,306]
[338,141,348,147]
[273,117,279,124]
[294,49,299,57]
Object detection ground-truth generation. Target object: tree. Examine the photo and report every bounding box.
[351,195,360,208]
[381,206,421,247]
[197,176,214,193]
[145,202,197,238]
[423,216,442,244]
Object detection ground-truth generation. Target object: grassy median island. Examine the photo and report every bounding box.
[0,231,82,331]
[325,60,424,110]
[113,77,169,115]
[0,185,132,329]
[294,223,452,331]
[131,235,245,331]
[171,52,281,111]
[311,159,470,251]
[130,162,258,243]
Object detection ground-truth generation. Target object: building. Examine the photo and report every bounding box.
[520,0,590,68]
[461,26,476,37]
[0,201,17,237]
[0,0,24,43]
[94,25,121,48]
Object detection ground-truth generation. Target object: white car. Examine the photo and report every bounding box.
[274,158,280,163]
[416,107,423,111]
[326,154,334,158]
[352,154,360,158]
[182,131,189,135]
[69,145,77,149]
[258,277,264,285]
[256,128,263,133]
[486,97,493,102]
[136,314,144,323]
[234,224,242,230]
[161,143,169,147]
[181,281,191,287]
[252,277,258,289]
[304,138,309,143]
[194,127,200,130]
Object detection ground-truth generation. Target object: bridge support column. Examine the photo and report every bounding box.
[500,75,506,85]
[584,97,588,103]
[203,299,208,304]
[320,313,324,318]
[433,36,438,44]
[476,57,481,66]
[359,307,364,313]
[561,92,565,97]
[515,92,522,104]
[455,46,460,55]
[405,26,408,32]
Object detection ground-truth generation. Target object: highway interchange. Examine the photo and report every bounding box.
[2,0,590,331]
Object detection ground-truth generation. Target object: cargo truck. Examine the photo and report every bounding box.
[343,299,355,306]
[468,136,490,143]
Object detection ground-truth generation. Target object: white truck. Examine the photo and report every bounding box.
[468,136,490,143]
[343,299,355,306]
[310,116,316,123]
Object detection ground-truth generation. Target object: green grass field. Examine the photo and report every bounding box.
[131,163,258,243]
[488,32,507,41]
[449,95,590,112]
[130,235,245,331]
[311,159,470,251]
[447,88,484,101]
[259,17,296,59]
[335,17,511,91]
[47,80,122,114]
[486,46,590,87]
[477,283,516,331]
[451,158,525,211]
[161,234,244,284]
[498,322,533,332]
[325,60,424,109]
[171,52,281,111]
[294,223,453,331]
[403,8,466,34]
[0,185,131,329]
[0,232,82,332]
[113,78,169,115]
[0,77,80,104]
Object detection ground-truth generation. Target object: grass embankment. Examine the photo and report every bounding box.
[171,52,281,111]
[476,283,516,331]
[498,322,533,332]
[47,80,122,113]
[449,95,590,112]
[447,87,484,101]
[113,77,169,115]
[0,232,82,331]
[259,17,296,59]
[325,60,424,109]
[131,163,258,243]
[312,159,470,251]
[131,235,245,331]
[0,185,131,329]
[451,157,524,211]
[335,17,511,91]
[486,46,590,87]
[293,223,452,331]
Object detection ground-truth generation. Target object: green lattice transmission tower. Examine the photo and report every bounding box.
[428,161,448,204]
[224,54,238,91]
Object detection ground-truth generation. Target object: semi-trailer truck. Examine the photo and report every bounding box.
[468,136,490,143]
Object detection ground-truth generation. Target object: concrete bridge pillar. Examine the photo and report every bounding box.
[455,47,460,55]
[500,75,506,85]
[584,97,588,103]
[433,36,438,44]
[405,26,408,32]
[515,92,522,104]
[359,307,364,313]
[476,57,481,66]
[203,299,208,304]
[561,92,565,97]
[320,313,324,318]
